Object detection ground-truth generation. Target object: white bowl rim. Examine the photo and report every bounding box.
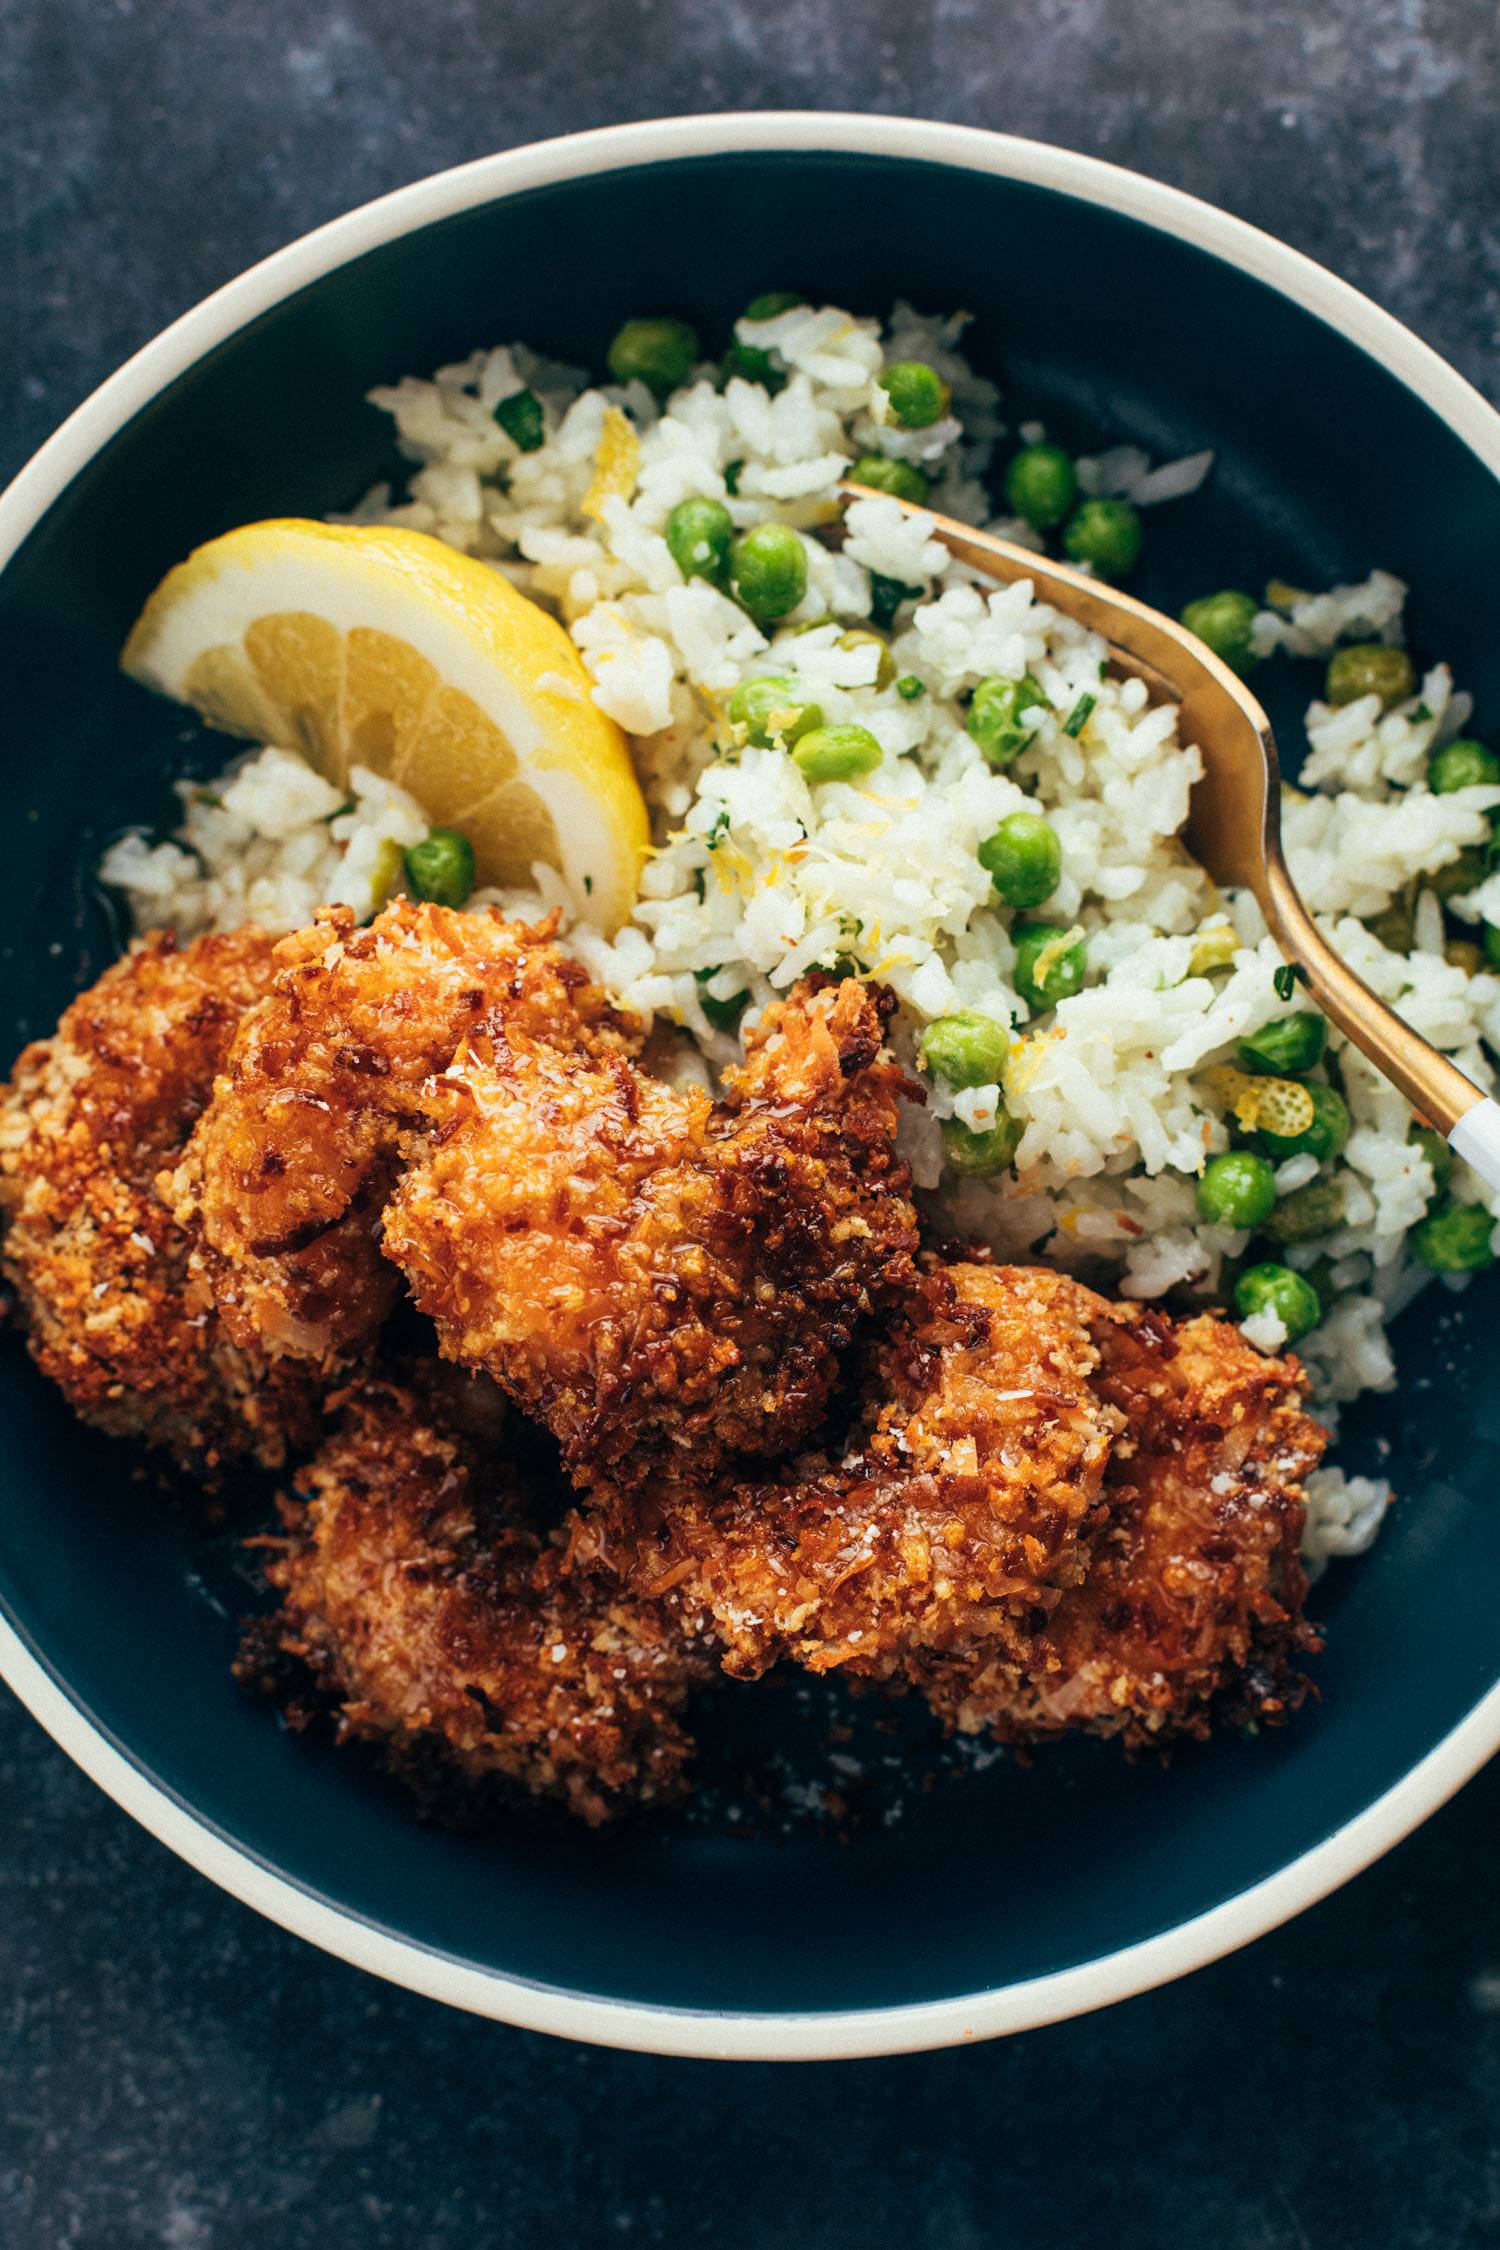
[2,109,1499,2064]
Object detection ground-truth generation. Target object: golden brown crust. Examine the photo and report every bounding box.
[383,976,922,1487]
[608,1264,1122,1681]
[242,1378,713,1824]
[918,1304,1328,1745]
[165,899,637,1367]
[4,902,1332,1796]
[0,929,322,1476]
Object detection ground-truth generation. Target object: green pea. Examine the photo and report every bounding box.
[1485,924,1500,971]
[837,629,896,691]
[792,723,883,784]
[1324,642,1415,711]
[878,360,950,429]
[693,969,749,1032]
[665,496,733,586]
[1196,1149,1278,1229]
[728,674,823,749]
[1262,1174,1347,1246]
[967,675,1049,770]
[404,828,475,908]
[728,523,808,623]
[493,387,545,452]
[724,292,803,383]
[849,454,929,505]
[1412,1196,1496,1273]
[1012,923,1088,1010]
[1430,847,1488,901]
[1409,1123,1454,1198]
[1255,1081,1350,1164]
[606,317,699,397]
[1003,443,1077,531]
[1238,1011,1327,1077]
[1429,738,1500,794]
[896,674,926,701]
[919,1011,1010,1089]
[1180,589,1261,677]
[978,813,1062,909]
[941,1110,1024,1177]
[868,572,920,631]
[1062,497,1143,580]
[1234,1262,1322,1342]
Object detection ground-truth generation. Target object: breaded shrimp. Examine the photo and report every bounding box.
[606,1264,1122,1680]
[381,977,922,1487]
[0,929,321,1476]
[919,1305,1327,1746]
[240,1378,712,1824]
[165,899,636,1366]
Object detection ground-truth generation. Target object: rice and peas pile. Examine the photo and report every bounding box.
[102,298,1500,1570]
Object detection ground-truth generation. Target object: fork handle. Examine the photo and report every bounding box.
[1260,853,1500,1193]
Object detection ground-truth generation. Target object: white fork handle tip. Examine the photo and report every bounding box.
[1448,1097,1500,1196]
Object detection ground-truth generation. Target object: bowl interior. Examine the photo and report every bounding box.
[2,147,1498,2024]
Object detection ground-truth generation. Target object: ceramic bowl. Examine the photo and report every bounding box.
[2,114,1498,2060]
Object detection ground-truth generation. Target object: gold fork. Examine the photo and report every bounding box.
[839,483,1500,1192]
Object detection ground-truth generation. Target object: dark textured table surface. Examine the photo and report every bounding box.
[4,4,1500,2244]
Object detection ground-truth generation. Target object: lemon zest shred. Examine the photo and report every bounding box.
[1188,922,1239,976]
[581,407,642,524]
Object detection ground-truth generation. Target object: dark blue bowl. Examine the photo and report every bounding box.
[2,117,1498,2058]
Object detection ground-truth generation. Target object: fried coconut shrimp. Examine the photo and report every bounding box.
[919,1305,1328,1746]
[241,1378,711,1824]
[165,900,636,1367]
[0,929,321,1477]
[382,976,921,1487]
[609,1264,1122,1681]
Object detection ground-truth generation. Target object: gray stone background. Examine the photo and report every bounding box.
[2,2,1500,2244]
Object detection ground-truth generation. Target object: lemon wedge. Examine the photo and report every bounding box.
[121,519,649,931]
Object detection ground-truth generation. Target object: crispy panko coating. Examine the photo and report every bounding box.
[165,900,635,1367]
[0,929,321,1476]
[920,1304,1327,1746]
[383,977,922,1487]
[607,1264,1121,1681]
[240,1378,711,1824]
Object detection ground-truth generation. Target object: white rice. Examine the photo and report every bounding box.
[100,300,1500,1564]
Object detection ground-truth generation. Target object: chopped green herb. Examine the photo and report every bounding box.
[1273,964,1296,1002]
[896,674,926,701]
[706,807,731,850]
[1062,692,1096,738]
[494,387,545,451]
[868,572,921,632]
[694,968,749,1032]
[724,459,743,496]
